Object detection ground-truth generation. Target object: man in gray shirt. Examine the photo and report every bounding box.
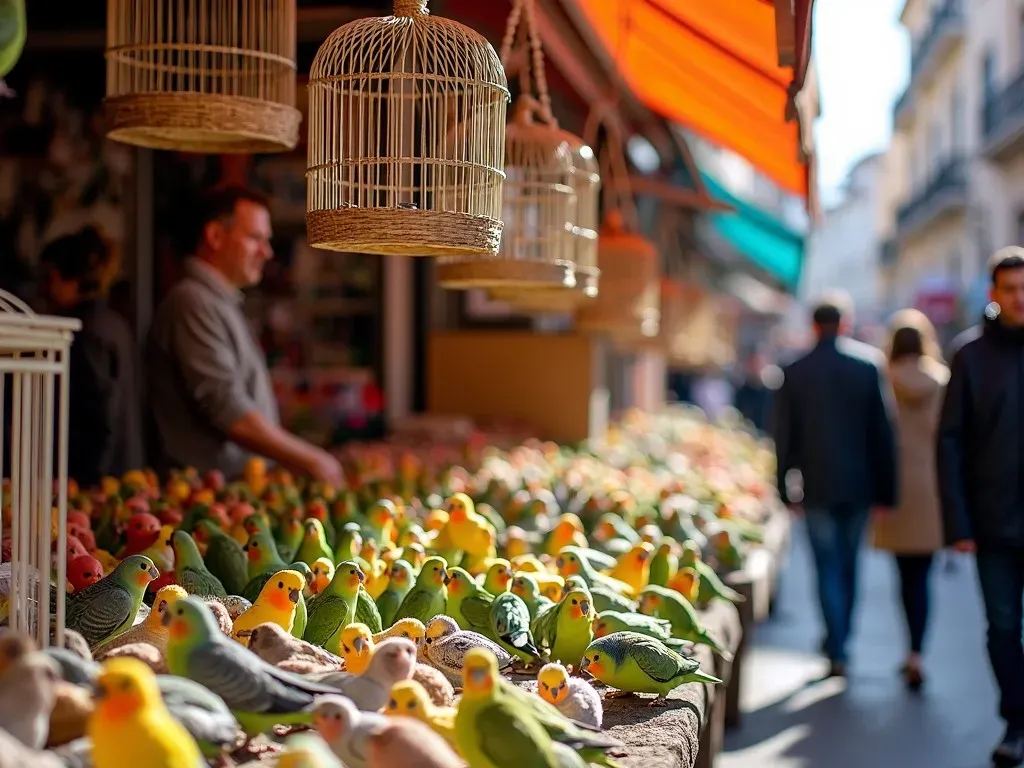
[147,186,342,484]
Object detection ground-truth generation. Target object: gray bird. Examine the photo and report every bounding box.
[311,694,388,768]
[313,638,417,712]
[421,615,514,687]
[0,651,60,748]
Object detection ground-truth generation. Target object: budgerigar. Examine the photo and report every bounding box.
[444,566,494,635]
[232,569,305,646]
[339,623,374,675]
[241,531,290,602]
[593,609,691,651]
[556,548,634,598]
[163,596,338,736]
[172,530,227,598]
[536,662,603,728]
[88,657,206,768]
[194,520,247,595]
[637,584,733,660]
[304,560,363,653]
[394,556,448,624]
[530,588,593,669]
[581,631,721,706]
[313,637,417,712]
[375,560,414,627]
[297,519,335,567]
[511,573,553,620]
[93,584,188,658]
[605,543,654,594]
[311,693,387,768]
[66,554,159,648]
[421,615,514,687]
[384,679,458,749]
[373,616,426,646]
[562,575,636,614]
[489,591,543,665]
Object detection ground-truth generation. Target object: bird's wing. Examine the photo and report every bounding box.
[461,593,494,630]
[476,699,557,768]
[66,585,133,643]
[355,588,383,633]
[530,602,561,647]
[303,594,347,646]
[628,635,696,683]
[399,588,433,620]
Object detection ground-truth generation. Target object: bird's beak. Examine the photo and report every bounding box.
[91,682,106,701]
[161,610,173,627]
[579,657,592,677]
[353,637,367,653]
[288,588,300,604]
[580,600,591,617]
[357,569,365,583]
[443,574,451,585]
[147,566,160,580]
[439,568,448,583]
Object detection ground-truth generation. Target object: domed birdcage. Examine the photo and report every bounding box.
[436,0,578,290]
[306,0,509,257]
[105,0,301,153]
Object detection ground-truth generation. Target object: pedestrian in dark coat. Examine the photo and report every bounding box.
[773,295,898,677]
[938,247,1024,766]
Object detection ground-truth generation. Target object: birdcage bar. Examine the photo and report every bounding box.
[0,291,77,648]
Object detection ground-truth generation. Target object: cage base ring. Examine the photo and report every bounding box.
[307,208,502,257]
[436,258,572,290]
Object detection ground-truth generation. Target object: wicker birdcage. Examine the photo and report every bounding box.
[488,131,601,310]
[436,0,578,290]
[0,292,78,648]
[305,0,509,257]
[104,0,301,154]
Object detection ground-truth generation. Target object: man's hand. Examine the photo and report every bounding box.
[951,539,976,554]
[301,447,343,487]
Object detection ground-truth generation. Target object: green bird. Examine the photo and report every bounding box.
[531,588,594,669]
[333,522,363,565]
[354,584,383,634]
[163,596,338,736]
[296,518,334,568]
[195,520,248,596]
[287,561,313,638]
[241,531,290,603]
[593,610,690,651]
[0,1,26,96]
[394,556,448,624]
[66,554,159,649]
[445,567,495,635]
[303,560,363,653]
[647,540,677,588]
[561,575,636,614]
[364,499,397,548]
[274,515,304,564]
[172,530,227,598]
[481,560,512,595]
[557,548,634,597]
[679,543,744,605]
[581,631,721,706]
[455,648,563,768]
[594,513,640,548]
[510,573,553,620]
[375,560,415,628]
[637,585,732,660]
[489,591,544,665]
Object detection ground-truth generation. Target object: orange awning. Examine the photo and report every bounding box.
[571,0,809,198]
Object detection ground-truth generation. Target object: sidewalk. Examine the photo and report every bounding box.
[721,519,1001,768]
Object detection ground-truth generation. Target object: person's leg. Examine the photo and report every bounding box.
[895,554,932,688]
[975,547,1024,766]
[803,508,847,669]
[834,506,870,667]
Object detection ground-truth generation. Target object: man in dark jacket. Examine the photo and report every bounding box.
[939,248,1024,767]
[773,297,897,677]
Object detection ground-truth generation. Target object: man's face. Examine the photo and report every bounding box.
[206,200,273,288]
[991,267,1024,327]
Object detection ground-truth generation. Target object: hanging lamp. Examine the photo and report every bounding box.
[436,0,579,290]
[575,111,660,337]
[104,0,301,153]
[306,0,509,257]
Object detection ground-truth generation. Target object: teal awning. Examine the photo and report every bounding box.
[700,171,805,291]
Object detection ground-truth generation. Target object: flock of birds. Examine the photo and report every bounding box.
[0,423,767,768]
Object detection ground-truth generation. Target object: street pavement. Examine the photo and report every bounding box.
[720,518,1003,768]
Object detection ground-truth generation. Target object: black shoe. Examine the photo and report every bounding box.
[827,660,847,678]
[993,728,1024,768]
[900,663,924,693]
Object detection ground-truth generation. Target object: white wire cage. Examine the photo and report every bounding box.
[0,291,78,648]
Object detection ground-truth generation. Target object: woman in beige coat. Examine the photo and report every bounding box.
[872,309,949,691]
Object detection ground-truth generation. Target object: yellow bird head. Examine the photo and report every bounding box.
[340,623,374,674]
[385,679,431,719]
[387,618,426,647]
[562,589,592,621]
[258,570,305,613]
[485,560,512,591]
[671,567,700,602]
[424,615,459,646]
[637,591,661,614]
[555,551,582,578]
[310,558,335,594]
[446,493,474,524]
[93,657,162,721]
[461,648,500,698]
[360,538,380,564]
[424,509,449,532]
[147,585,188,629]
[537,662,570,705]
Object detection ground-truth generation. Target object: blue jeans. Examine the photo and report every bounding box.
[804,506,870,664]
[975,547,1024,729]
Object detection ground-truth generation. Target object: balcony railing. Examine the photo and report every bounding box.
[896,157,967,235]
[910,0,963,77]
[983,69,1024,146]
[879,238,898,267]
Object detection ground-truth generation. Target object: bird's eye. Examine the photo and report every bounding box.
[407,700,416,709]
[83,572,92,578]
[342,644,350,653]
[120,680,132,691]
[540,682,548,690]
[571,599,578,605]
[593,654,600,661]
[278,581,284,589]
[139,563,147,570]
[388,699,397,709]
[426,637,433,644]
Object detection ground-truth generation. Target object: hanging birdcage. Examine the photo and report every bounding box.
[488,130,601,310]
[104,0,301,153]
[0,292,77,648]
[306,0,509,257]
[436,0,578,290]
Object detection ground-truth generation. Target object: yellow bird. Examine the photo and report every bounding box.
[88,657,204,768]
[504,528,531,560]
[446,493,496,555]
[668,566,701,603]
[339,623,374,675]
[231,569,304,646]
[423,509,449,533]
[310,558,335,595]
[94,584,189,658]
[384,679,458,749]
[364,558,390,601]
[373,617,425,647]
[544,514,588,557]
[140,526,175,573]
[605,542,654,594]
[509,554,546,574]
